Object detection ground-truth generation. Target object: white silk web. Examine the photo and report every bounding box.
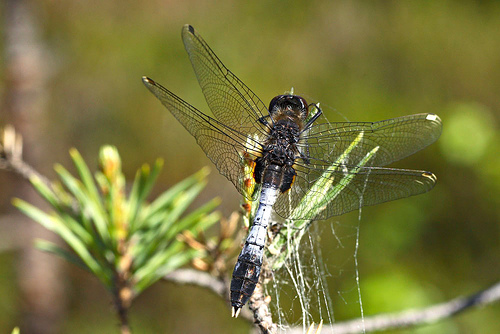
[265,216,366,333]
[262,102,368,333]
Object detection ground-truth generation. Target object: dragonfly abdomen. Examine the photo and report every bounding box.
[255,159,297,193]
[230,186,279,317]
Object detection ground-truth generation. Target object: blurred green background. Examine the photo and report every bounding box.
[1,0,499,333]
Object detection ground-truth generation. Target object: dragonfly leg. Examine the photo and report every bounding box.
[258,115,271,126]
[302,103,323,131]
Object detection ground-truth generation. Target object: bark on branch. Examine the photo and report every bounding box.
[165,269,500,334]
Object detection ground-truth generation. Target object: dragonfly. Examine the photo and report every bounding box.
[142,25,442,318]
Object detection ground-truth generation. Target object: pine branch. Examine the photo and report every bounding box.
[324,281,500,334]
[0,125,51,186]
[3,128,221,334]
[164,268,226,297]
[164,268,500,334]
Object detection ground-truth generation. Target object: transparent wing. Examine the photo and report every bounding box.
[142,77,263,196]
[276,165,437,220]
[301,113,442,167]
[146,25,442,221]
[274,113,442,219]
[182,24,270,137]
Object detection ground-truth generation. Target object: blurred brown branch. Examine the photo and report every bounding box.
[324,281,500,334]
[165,270,500,334]
[284,281,500,334]
[0,125,51,186]
[164,269,272,330]
[1,126,79,215]
[164,268,227,297]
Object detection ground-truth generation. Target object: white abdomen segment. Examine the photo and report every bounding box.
[230,186,279,316]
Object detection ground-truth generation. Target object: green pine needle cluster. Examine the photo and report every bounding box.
[13,146,220,299]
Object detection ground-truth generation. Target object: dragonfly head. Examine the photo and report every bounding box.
[268,95,309,123]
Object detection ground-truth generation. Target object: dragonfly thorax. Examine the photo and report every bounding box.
[254,119,301,193]
[269,120,301,145]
